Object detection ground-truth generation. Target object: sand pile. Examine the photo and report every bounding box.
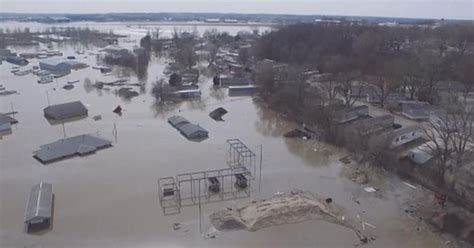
[210,191,369,242]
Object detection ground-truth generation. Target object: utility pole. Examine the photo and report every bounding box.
[198,179,202,234]
[259,144,263,193]
[45,90,50,106]
[62,122,66,138]
[10,102,15,118]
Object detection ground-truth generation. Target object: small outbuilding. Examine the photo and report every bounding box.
[25,182,53,233]
[43,101,88,121]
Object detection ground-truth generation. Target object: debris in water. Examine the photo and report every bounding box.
[283,129,311,139]
[364,187,377,193]
[63,84,74,90]
[404,182,417,190]
[118,87,139,99]
[204,226,219,239]
[113,105,122,115]
[93,115,102,121]
[339,156,351,164]
[172,223,181,230]
[363,222,376,229]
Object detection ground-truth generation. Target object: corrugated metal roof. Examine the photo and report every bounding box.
[43,101,88,121]
[25,182,52,223]
[33,134,112,163]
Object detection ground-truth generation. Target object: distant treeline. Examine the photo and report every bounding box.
[255,22,474,104]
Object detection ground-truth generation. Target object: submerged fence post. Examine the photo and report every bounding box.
[113,123,118,142]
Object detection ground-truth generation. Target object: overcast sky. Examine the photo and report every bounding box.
[1,0,473,20]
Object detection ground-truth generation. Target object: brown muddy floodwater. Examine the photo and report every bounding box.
[1,22,447,248]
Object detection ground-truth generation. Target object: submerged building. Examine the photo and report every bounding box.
[0,113,18,133]
[25,182,53,233]
[167,115,208,139]
[33,134,112,163]
[43,101,88,121]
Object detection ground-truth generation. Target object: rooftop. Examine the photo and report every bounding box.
[33,134,112,163]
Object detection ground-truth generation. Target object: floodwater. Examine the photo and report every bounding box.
[0,22,447,248]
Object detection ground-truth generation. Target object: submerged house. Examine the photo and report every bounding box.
[39,59,72,75]
[43,101,88,121]
[228,85,258,96]
[6,56,28,66]
[171,89,202,99]
[24,182,53,233]
[179,123,209,139]
[219,75,250,87]
[0,113,17,133]
[167,115,208,139]
[33,134,112,163]
[332,105,369,124]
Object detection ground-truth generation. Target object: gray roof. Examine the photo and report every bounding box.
[33,134,112,163]
[390,126,421,138]
[0,113,17,125]
[178,123,208,139]
[44,101,88,121]
[168,115,189,128]
[25,182,52,223]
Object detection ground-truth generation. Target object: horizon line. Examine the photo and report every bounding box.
[1,11,472,22]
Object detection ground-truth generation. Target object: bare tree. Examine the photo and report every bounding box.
[449,107,474,163]
[423,107,474,184]
[337,72,362,107]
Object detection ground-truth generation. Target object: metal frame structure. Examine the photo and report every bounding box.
[226,139,257,177]
[158,177,181,215]
[176,166,251,207]
[157,139,258,216]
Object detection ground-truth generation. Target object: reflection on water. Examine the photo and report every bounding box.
[253,101,293,138]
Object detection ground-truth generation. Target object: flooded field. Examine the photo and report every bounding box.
[0,22,447,248]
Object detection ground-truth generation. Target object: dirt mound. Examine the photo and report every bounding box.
[210,191,369,242]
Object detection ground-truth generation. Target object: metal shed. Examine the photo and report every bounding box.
[178,123,209,139]
[43,101,88,121]
[25,182,53,232]
[33,134,112,163]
